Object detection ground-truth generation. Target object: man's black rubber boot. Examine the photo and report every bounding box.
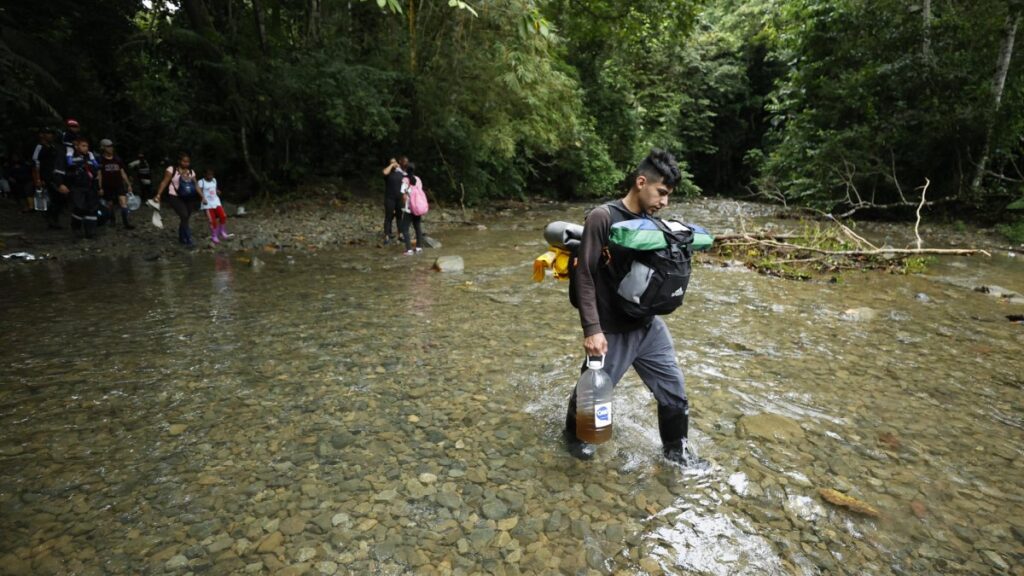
[563,429,597,461]
[564,392,596,461]
[658,403,709,469]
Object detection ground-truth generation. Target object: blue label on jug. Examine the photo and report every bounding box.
[595,402,611,428]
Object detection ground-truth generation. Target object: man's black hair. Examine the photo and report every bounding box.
[635,148,681,189]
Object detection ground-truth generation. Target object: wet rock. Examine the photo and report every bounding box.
[469,527,496,551]
[256,531,284,553]
[189,519,221,540]
[422,236,442,249]
[436,492,463,510]
[974,285,1020,299]
[309,512,333,533]
[329,432,356,449]
[207,534,233,554]
[586,546,611,574]
[482,500,509,520]
[168,424,188,435]
[433,256,464,273]
[315,560,339,574]
[980,550,1008,571]
[405,478,435,499]
[374,489,399,502]
[165,555,189,570]
[841,307,878,321]
[280,516,307,535]
[910,501,928,519]
[295,547,317,562]
[639,558,663,575]
[418,473,437,484]
[184,544,206,559]
[331,512,350,527]
[498,488,525,511]
[585,484,608,501]
[914,293,931,302]
[736,413,805,442]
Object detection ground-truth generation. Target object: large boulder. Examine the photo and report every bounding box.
[737,413,804,443]
[434,255,464,273]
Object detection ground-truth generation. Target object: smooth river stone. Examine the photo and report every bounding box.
[737,413,805,442]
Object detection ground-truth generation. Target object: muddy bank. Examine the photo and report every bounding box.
[0,190,496,264]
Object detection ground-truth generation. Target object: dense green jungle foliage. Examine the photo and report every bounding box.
[1,0,1022,229]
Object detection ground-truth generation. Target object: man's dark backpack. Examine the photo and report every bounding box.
[568,203,695,319]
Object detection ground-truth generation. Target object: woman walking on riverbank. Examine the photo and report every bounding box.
[400,163,426,255]
[154,152,201,248]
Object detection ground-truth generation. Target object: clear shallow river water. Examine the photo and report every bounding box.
[1,199,1022,575]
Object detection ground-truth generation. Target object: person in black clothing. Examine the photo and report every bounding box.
[61,118,80,153]
[563,148,705,467]
[8,153,33,212]
[97,139,135,229]
[128,152,153,199]
[32,128,63,228]
[54,137,101,239]
[382,156,408,245]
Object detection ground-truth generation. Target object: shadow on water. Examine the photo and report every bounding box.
[0,198,1022,575]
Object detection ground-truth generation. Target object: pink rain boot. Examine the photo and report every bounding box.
[219,225,232,240]
[210,224,220,244]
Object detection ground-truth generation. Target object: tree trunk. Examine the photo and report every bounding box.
[180,0,216,36]
[307,0,321,44]
[972,11,1020,192]
[240,124,263,190]
[922,0,931,61]
[408,0,417,72]
[252,0,268,54]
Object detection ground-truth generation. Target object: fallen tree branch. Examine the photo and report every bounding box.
[752,238,989,257]
[714,233,803,242]
[914,178,930,250]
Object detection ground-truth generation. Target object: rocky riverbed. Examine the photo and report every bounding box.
[1,197,1021,575]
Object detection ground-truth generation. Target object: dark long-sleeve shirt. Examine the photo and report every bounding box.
[576,199,652,337]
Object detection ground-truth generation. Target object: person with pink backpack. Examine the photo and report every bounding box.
[400,163,429,255]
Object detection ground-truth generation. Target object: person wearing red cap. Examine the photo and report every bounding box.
[62,119,80,151]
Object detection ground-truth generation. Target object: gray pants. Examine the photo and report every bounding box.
[565,315,691,447]
[586,316,687,408]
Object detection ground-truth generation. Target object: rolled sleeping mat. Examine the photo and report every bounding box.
[544,221,584,250]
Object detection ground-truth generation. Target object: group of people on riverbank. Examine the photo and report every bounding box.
[1,119,228,249]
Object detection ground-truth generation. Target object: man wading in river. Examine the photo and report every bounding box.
[565,149,705,467]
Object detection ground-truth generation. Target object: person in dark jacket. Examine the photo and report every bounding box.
[54,137,101,239]
[32,128,63,228]
[564,148,706,467]
[382,156,408,245]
